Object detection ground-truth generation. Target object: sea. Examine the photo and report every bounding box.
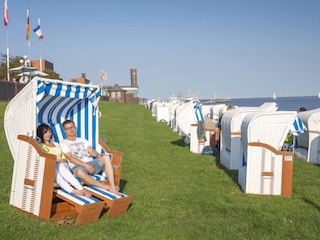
[224,96,320,111]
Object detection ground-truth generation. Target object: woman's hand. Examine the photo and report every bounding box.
[85,163,95,174]
[57,159,67,163]
[96,153,105,159]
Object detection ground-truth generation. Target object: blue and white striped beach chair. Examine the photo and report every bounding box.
[4,77,131,224]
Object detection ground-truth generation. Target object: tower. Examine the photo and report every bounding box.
[130,68,137,87]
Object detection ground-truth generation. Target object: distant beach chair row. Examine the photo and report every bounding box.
[149,98,320,196]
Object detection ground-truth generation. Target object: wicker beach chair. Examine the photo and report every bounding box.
[238,111,298,196]
[220,103,278,170]
[220,107,262,170]
[295,108,320,164]
[4,77,132,224]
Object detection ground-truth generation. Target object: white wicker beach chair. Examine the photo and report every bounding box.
[176,101,197,137]
[178,101,212,154]
[154,102,171,122]
[4,77,131,224]
[220,107,262,170]
[295,108,320,164]
[220,103,278,170]
[238,111,297,196]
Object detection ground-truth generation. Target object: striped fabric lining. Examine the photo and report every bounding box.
[36,79,101,149]
[289,116,307,136]
[193,100,204,123]
[90,173,109,181]
[75,174,109,184]
[84,185,126,200]
[56,188,101,205]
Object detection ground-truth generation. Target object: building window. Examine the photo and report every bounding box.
[111,92,115,98]
[117,92,121,98]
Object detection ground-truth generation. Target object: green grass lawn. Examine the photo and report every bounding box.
[1,100,320,240]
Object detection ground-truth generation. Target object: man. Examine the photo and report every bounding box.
[60,119,120,195]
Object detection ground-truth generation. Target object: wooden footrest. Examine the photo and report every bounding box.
[84,185,132,217]
[55,189,105,225]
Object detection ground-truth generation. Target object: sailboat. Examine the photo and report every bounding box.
[272,92,277,100]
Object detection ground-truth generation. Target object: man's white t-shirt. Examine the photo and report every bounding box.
[60,137,92,169]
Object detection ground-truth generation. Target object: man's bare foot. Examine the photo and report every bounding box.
[109,187,121,196]
[100,184,121,196]
[101,184,111,190]
[72,189,85,196]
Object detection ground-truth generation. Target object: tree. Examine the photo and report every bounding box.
[0,54,23,80]
[0,54,62,81]
[44,69,61,80]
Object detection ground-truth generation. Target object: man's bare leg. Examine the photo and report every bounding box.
[75,169,114,191]
[100,155,120,195]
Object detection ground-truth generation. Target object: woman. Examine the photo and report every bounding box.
[37,123,91,197]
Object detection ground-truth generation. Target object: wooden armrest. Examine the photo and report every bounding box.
[99,139,122,164]
[18,135,57,161]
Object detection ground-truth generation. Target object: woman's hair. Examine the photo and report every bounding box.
[36,123,52,143]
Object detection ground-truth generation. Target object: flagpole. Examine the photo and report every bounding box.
[100,69,102,88]
[5,0,10,81]
[6,26,10,81]
[38,17,42,72]
[27,8,31,67]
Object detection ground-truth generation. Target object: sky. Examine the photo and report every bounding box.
[1,0,320,100]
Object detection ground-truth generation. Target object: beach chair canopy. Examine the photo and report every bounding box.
[176,100,204,136]
[296,108,320,148]
[241,111,298,158]
[259,102,278,111]
[220,103,278,150]
[210,104,227,121]
[221,107,262,150]
[4,77,101,161]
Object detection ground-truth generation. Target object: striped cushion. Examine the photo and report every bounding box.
[75,173,108,184]
[90,173,108,181]
[84,185,127,200]
[56,188,101,205]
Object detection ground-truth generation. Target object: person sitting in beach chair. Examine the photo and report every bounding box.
[60,120,120,196]
[216,105,235,151]
[37,123,92,197]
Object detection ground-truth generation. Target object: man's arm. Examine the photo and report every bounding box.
[64,152,95,174]
[63,152,85,166]
[87,146,104,159]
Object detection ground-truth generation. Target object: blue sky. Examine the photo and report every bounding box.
[1,0,320,99]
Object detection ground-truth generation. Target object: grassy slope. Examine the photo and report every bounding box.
[1,101,320,240]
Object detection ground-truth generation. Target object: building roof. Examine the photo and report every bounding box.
[109,84,126,92]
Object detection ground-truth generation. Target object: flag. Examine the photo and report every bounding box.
[33,25,44,39]
[26,9,30,40]
[3,0,8,26]
[100,70,109,83]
